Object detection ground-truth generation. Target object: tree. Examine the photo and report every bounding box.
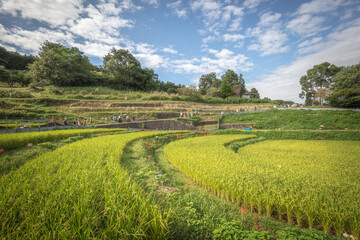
[198,72,218,94]
[103,48,143,90]
[326,63,360,108]
[239,73,246,97]
[212,78,222,88]
[250,88,260,98]
[299,62,341,105]
[220,79,232,98]
[29,41,96,87]
[0,46,35,70]
[221,69,239,85]
[206,87,221,97]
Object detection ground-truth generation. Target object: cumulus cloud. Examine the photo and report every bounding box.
[247,19,360,102]
[167,0,187,18]
[0,0,141,58]
[223,33,245,42]
[0,0,83,27]
[170,48,253,74]
[296,0,346,15]
[163,46,178,54]
[247,12,288,56]
[133,43,168,69]
[286,14,326,36]
[243,0,264,10]
[0,24,74,53]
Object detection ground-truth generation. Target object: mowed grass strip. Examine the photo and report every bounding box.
[0,128,125,151]
[220,109,360,130]
[0,131,179,239]
[164,136,360,238]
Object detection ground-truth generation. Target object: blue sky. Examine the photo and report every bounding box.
[1,0,359,102]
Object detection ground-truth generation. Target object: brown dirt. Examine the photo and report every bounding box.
[158,185,179,195]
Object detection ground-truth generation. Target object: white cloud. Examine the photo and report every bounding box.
[247,19,360,102]
[133,43,168,69]
[243,0,263,9]
[296,0,346,15]
[223,33,245,42]
[68,3,134,44]
[0,24,74,53]
[141,0,159,6]
[286,14,326,36]
[0,43,17,52]
[167,0,187,18]
[190,0,223,30]
[170,48,253,74]
[259,12,281,26]
[163,47,178,54]
[297,37,323,54]
[0,0,83,27]
[247,12,288,56]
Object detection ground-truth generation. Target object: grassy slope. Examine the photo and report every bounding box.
[0,86,273,124]
[221,109,360,130]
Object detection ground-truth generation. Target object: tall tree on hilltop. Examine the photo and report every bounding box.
[238,73,246,97]
[29,41,96,87]
[250,87,260,98]
[221,69,239,85]
[103,48,143,90]
[220,79,232,98]
[326,63,360,108]
[198,72,219,94]
[299,62,341,106]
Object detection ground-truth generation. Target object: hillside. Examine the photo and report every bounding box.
[0,85,273,127]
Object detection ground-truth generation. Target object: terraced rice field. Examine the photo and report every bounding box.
[0,128,125,150]
[0,131,181,239]
[164,135,360,237]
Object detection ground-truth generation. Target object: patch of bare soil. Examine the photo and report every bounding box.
[157,185,179,195]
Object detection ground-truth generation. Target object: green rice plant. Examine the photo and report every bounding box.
[0,128,125,151]
[164,136,360,238]
[0,131,181,239]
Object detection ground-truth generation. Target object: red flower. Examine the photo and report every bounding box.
[185,180,190,183]
[255,225,260,230]
[148,156,151,158]
[151,162,155,165]
[189,186,194,189]
[0,149,4,152]
[184,184,188,187]
[54,139,56,141]
[253,216,259,221]
[241,209,248,214]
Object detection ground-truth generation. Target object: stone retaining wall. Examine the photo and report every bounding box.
[97,119,199,131]
[219,123,254,129]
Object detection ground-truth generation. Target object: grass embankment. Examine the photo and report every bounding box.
[214,129,360,140]
[0,128,125,151]
[221,109,360,130]
[164,135,360,238]
[0,131,183,239]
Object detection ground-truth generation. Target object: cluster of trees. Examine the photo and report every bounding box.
[299,62,360,108]
[0,46,35,87]
[198,70,260,99]
[0,41,182,92]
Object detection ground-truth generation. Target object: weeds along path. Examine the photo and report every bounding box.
[0,131,182,239]
[163,135,360,238]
